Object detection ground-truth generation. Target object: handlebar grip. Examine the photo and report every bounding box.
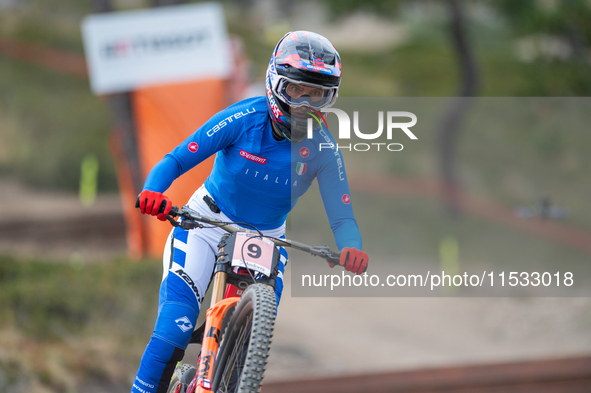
[157,199,169,215]
[168,206,180,217]
[135,194,175,217]
[326,251,341,267]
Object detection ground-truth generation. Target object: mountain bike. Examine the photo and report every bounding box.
[161,205,342,393]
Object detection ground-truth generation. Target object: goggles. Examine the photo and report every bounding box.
[275,76,338,109]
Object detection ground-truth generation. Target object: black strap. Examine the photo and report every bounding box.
[189,321,206,344]
[203,195,221,214]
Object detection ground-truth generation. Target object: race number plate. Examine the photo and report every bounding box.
[231,233,276,277]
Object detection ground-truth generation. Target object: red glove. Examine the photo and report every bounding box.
[138,190,171,221]
[337,247,369,275]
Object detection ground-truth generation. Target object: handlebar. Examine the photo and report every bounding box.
[166,205,342,266]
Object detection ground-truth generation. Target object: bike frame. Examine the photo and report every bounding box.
[181,217,274,393]
[166,206,340,393]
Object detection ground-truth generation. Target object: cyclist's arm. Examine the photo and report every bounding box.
[143,104,248,193]
[316,145,363,251]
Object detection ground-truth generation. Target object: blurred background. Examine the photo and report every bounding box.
[1,0,591,392]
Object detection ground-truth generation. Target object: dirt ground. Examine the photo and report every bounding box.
[0,180,127,261]
[2,180,591,388]
[266,271,591,381]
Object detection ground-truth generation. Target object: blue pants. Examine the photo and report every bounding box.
[131,188,287,393]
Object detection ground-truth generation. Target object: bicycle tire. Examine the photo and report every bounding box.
[212,284,276,393]
[167,363,196,393]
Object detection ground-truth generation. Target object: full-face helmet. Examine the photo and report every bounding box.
[266,31,342,143]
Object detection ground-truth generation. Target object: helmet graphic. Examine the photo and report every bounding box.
[266,31,341,143]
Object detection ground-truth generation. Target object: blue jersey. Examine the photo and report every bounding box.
[143,96,361,250]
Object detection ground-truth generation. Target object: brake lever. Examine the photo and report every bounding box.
[165,215,180,227]
[310,246,341,267]
[180,220,203,230]
[165,214,203,230]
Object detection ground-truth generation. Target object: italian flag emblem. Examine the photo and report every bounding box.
[296,162,307,175]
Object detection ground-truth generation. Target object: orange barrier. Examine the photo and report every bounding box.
[109,128,147,259]
[130,79,227,258]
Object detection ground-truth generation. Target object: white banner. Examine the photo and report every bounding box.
[81,2,232,95]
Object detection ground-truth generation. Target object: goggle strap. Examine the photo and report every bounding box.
[306,108,328,129]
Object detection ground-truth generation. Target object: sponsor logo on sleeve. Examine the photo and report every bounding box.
[206,108,256,137]
[342,194,351,204]
[188,142,199,153]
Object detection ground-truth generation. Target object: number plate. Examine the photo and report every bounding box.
[231,233,276,277]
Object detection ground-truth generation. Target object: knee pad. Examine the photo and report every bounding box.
[154,301,198,350]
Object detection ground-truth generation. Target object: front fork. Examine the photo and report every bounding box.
[189,271,238,392]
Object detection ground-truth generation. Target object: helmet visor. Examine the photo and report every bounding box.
[276,77,337,109]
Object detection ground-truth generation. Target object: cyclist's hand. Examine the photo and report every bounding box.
[137,190,171,221]
[337,247,368,275]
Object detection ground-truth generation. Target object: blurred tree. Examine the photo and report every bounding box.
[438,0,478,217]
[91,0,143,195]
[495,0,591,94]
[325,0,403,15]
[151,0,186,6]
[325,0,479,216]
[91,0,112,12]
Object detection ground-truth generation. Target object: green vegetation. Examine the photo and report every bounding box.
[0,0,115,191]
[0,255,161,392]
[0,1,112,192]
[0,57,116,191]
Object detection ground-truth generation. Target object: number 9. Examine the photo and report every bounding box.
[247,243,262,259]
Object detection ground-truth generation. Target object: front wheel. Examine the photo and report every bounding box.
[167,363,196,393]
[212,284,276,393]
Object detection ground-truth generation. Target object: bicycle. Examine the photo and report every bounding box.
[159,204,343,393]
